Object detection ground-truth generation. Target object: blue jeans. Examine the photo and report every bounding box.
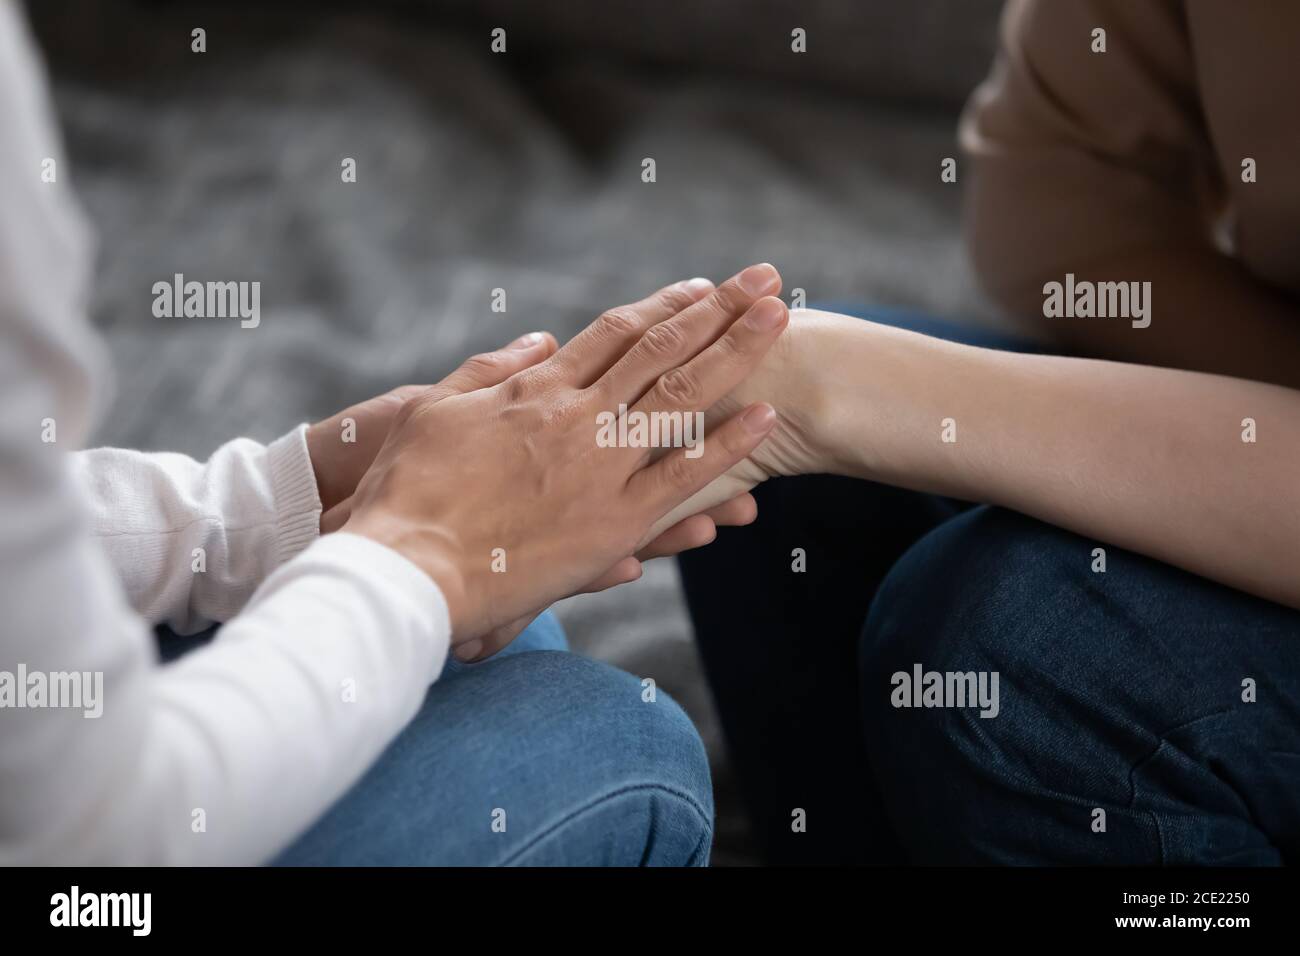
[678,305,1300,865]
[161,613,714,865]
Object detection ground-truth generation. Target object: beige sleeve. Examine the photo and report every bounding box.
[960,0,1216,318]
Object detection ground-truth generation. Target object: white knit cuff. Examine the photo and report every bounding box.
[266,424,322,568]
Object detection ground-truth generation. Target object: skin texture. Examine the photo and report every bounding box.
[306,321,761,659]
[686,308,1300,610]
[330,265,791,651]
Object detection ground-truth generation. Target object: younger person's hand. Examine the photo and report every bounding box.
[647,308,845,536]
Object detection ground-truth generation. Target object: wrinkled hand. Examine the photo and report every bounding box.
[343,264,789,647]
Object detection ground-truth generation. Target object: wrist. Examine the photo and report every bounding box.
[809,312,991,500]
[342,507,471,638]
[789,310,881,479]
[304,420,342,513]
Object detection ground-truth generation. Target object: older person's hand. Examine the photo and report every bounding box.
[343,264,789,648]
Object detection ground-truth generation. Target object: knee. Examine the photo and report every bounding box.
[859,507,1061,766]
[481,653,714,866]
[857,508,1137,860]
[854,508,1287,863]
[860,506,1072,692]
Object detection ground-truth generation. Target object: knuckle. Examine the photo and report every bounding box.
[712,327,748,365]
[640,320,688,359]
[461,351,506,378]
[663,452,696,489]
[536,387,583,427]
[712,278,751,315]
[596,307,643,340]
[394,391,432,428]
[393,395,419,425]
[389,384,426,403]
[501,372,531,404]
[657,365,702,407]
[655,285,695,316]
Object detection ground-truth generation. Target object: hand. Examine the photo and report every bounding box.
[455,491,758,662]
[343,264,789,644]
[306,331,561,519]
[648,307,841,534]
[310,297,760,642]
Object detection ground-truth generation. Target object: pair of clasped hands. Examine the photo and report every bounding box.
[306,263,790,661]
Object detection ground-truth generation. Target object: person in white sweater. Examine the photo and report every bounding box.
[0,3,790,865]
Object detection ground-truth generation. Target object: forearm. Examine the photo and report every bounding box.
[992,246,1300,389]
[809,311,1300,608]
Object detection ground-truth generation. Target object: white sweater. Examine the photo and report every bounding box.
[0,4,451,864]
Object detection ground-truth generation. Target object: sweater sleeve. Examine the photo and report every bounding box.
[72,426,323,633]
[0,2,452,865]
[959,0,1216,318]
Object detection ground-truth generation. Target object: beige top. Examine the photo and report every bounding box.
[961,0,1300,312]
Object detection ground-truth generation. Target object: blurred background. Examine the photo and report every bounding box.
[27,0,1006,864]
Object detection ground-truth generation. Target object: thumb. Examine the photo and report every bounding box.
[438,331,558,395]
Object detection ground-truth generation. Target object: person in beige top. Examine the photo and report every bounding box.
[672,0,1300,864]
[963,0,1300,387]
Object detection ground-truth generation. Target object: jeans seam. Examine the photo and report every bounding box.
[684,822,712,867]
[499,782,713,866]
[1126,707,1243,866]
[1125,709,1232,810]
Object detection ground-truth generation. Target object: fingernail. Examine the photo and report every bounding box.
[737,262,778,296]
[681,277,713,295]
[741,403,776,433]
[507,332,544,350]
[745,297,785,331]
[453,639,484,661]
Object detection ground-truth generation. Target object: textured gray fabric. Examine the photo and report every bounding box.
[417,0,1006,108]
[31,0,1003,864]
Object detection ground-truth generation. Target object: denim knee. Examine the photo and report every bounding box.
[857,506,1293,864]
[275,650,713,866]
[498,654,714,866]
[856,506,1164,862]
[860,506,1076,691]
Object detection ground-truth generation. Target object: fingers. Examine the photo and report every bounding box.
[320,498,352,534]
[576,555,646,594]
[452,615,531,662]
[630,403,777,518]
[549,278,716,386]
[595,263,781,404]
[704,492,758,528]
[436,331,558,397]
[641,471,759,546]
[632,493,756,560]
[452,556,645,663]
[635,514,716,561]
[634,296,787,425]
[449,495,758,664]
